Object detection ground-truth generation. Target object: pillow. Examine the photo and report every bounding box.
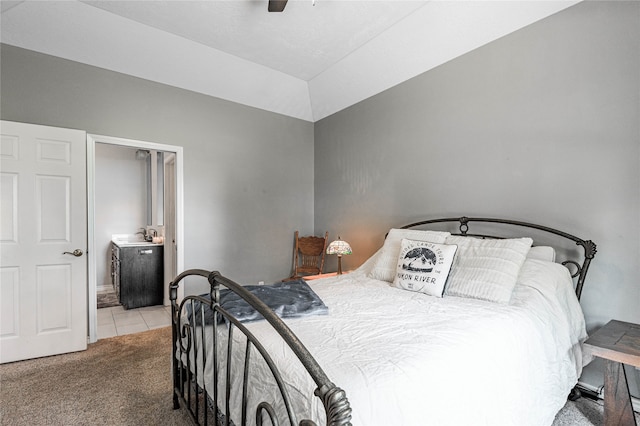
[443,236,533,303]
[393,239,457,297]
[368,228,450,282]
[526,246,556,262]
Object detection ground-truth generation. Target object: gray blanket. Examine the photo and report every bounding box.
[188,279,328,325]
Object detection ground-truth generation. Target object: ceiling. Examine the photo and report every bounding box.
[1,1,580,122]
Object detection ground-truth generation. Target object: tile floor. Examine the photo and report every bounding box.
[97,304,172,339]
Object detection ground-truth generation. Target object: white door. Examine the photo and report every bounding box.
[0,120,87,363]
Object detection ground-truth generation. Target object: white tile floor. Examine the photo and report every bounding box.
[97,304,172,339]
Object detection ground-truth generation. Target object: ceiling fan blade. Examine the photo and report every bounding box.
[268,0,287,12]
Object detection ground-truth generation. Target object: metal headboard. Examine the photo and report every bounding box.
[400,216,597,300]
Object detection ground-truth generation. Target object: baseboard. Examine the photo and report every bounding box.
[97,284,113,292]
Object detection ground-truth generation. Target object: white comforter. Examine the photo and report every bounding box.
[187,255,587,426]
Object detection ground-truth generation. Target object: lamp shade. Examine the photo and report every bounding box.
[326,238,352,256]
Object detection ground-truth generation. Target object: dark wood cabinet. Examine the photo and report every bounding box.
[112,243,164,310]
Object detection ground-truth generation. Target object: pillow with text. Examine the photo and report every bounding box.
[369,229,450,283]
[393,239,458,297]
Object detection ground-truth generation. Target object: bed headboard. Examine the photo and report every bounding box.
[399,216,597,300]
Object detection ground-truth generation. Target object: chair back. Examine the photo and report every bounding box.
[292,231,328,278]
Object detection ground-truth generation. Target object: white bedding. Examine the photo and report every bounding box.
[183,252,587,426]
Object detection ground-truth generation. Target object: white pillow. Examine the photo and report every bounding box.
[368,229,450,282]
[444,236,533,304]
[526,246,556,262]
[393,239,458,297]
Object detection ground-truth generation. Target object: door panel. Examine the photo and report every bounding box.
[37,175,71,241]
[0,267,20,337]
[0,120,87,363]
[36,264,72,332]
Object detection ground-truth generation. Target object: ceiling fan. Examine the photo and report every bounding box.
[268,0,288,12]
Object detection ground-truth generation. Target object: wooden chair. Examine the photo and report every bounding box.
[285,231,328,281]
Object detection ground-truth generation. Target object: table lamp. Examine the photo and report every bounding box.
[326,237,352,275]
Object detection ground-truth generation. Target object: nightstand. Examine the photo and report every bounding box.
[303,271,350,281]
[583,320,640,426]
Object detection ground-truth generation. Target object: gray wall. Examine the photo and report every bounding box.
[0,44,315,291]
[315,1,640,332]
[1,0,637,349]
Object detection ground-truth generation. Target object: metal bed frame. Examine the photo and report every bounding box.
[170,270,352,426]
[399,216,597,300]
[170,216,597,425]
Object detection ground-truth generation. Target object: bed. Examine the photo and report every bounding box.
[170,216,597,425]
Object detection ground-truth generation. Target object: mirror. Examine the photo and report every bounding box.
[140,150,166,226]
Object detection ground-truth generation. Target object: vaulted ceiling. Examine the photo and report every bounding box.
[1,1,579,122]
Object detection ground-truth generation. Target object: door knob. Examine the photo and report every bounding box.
[63,249,84,257]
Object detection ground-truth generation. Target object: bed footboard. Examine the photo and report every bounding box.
[170,269,352,426]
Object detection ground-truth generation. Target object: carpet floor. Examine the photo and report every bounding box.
[1,326,637,425]
[0,327,190,425]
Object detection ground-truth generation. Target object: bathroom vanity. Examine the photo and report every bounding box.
[111,240,164,310]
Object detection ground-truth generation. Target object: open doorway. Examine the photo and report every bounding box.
[87,134,184,343]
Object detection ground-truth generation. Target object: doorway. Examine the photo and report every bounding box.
[87,134,184,343]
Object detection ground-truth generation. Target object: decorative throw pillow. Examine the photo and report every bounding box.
[526,246,556,262]
[368,229,451,282]
[393,239,458,297]
[444,236,533,304]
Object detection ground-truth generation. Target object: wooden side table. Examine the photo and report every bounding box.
[583,320,640,426]
[303,271,350,281]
